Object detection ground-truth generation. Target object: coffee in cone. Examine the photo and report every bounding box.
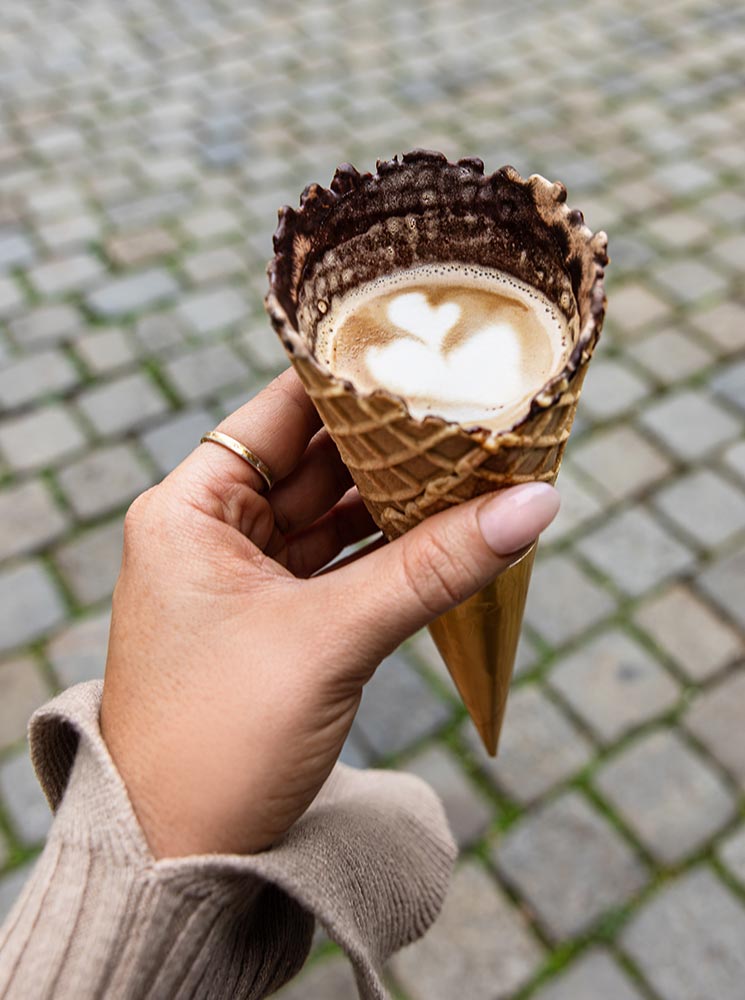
[266,150,607,755]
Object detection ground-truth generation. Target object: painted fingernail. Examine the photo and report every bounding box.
[477,483,560,556]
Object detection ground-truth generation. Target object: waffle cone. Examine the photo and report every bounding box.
[266,150,607,754]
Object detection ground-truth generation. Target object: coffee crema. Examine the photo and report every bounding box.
[315,263,572,433]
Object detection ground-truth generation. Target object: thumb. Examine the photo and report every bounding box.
[327,482,560,660]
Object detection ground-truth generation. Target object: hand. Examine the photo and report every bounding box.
[101,367,559,857]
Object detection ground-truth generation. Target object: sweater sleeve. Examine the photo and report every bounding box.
[0,681,456,1000]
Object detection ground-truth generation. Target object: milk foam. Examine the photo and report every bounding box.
[315,264,571,433]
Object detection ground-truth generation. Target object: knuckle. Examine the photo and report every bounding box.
[401,531,472,616]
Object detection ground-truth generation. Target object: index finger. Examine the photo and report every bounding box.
[178,366,322,493]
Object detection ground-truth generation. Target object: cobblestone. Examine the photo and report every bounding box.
[86,268,180,318]
[541,465,605,544]
[621,869,745,1000]
[353,652,452,759]
[653,469,745,549]
[549,629,680,745]
[653,258,729,306]
[525,554,616,647]
[711,359,745,415]
[57,443,154,520]
[163,343,251,402]
[273,954,358,1000]
[0,349,80,410]
[684,669,745,790]
[633,328,714,386]
[0,750,52,846]
[0,657,49,751]
[634,584,743,681]
[140,407,214,475]
[532,949,646,1000]
[577,507,695,597]
[8,304,81,348]
[578,358,652,422]
[175,286,248,336]
[724,440,745,484]
[105,229,178,268]
[390,862,544,999]
[639,388,741,461]
[571,426,673,502]
[718,826,745,888]
[595,729,736,864]
[0,276,24,319]
[76,372,169,438]
[494,792,648,942]
[0,480,68,562]
[182,246,245,285]
[402,745,493,847]
[28,253,103,297]
[0,561,66,654]
[692,302,745,354]
[0,404,86,472]
[697,545,745,630]
[74,328,136,375]
[467,685,593,805]
[54,519,123,606]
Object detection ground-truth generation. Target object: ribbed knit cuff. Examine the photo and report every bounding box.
[0,682,456,1000]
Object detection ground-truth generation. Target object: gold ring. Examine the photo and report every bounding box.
[200,431,274,491]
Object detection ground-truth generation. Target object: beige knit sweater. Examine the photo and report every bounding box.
[0,681,456,999]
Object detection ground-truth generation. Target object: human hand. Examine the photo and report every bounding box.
[100,367,559,857]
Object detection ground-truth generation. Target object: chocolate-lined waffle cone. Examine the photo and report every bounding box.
[266,150,607,755]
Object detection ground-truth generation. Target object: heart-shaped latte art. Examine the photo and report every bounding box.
[365,291,530,419]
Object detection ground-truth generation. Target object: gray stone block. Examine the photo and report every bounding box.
[532,948,645,1000]
[639,388,740,461]
[467,685,594,805]
[181,206,241,241]
[653,469,745,549]
[691,301,745,355]
[54,519,123,606]
[684,669,745,789]
[240,325,290,372]
[571,425,673,502]
[140,406,214,475]
[8,304,81,347]
[182,246,245,285]
[353,652,451,758]
[0,480,68,563]
[634,584,743,681]
[74,328,136,375]
[163,343,251,401]
[57,442,154,520]
[401,744,493,847]
[105,228,178,267]
[390,862,544,1000]
[0,657,50,751]
[38,215,101,252]
[724,440,745,485]
[175,286,248,336]
[28,253,103,296]
[634,328,713,385]
[718,826,745,888]
[77,372,169,437]
[621,869,745,1000]
[605,282,670,337]
[0,276,24,319]
[0,349,80,410]
[0,231,35,271]
[0,748,52,845]
[549,629,680,745]
[525,554,616,647]
[698,545,745,629]
[494,792,648,942]
[595,729,736,864]
[0,560,66,654]
[47,610,110,687]
[653,258,728,306]
[86,268,179,318]
[711,359,745,414]
[579,359,652,421]
[577,507,695,597]
[541,464,605,545]
[0,404,86,472]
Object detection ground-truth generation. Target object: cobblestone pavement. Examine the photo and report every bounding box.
[1,0,744,996]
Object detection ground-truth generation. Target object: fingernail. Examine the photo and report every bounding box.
[477,483,560,556]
